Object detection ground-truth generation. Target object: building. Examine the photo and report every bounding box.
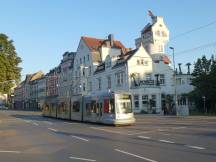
[37,76,47,110]
[58,51,76,113]
[72,35,126,96]
[13,81,24,109]
[14,71,44,109]
[72,12,193,115]
[45,67,60,111]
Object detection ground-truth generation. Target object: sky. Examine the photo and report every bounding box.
[1,0,216,80]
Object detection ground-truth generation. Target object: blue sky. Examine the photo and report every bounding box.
[1,0,216,79]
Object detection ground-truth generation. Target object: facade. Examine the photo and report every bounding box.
[73,35,126,96]
[14,71,44,109]
[13,81,24,109]
[58,51,76,112]
[37,76,47,109]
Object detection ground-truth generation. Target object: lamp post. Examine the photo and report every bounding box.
[169,47,178,116]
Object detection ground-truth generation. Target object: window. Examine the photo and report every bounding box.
[97,78,102,90]
[86,103,91,115]
[87,55,90,61]
[83,68,85,76]
[91,100,97,113]
[176,78,181,85]
[83,56,86,64]
[141,59,144,65]
[88,66,91,76]
[117,94,132,114]
[83,83,85,91]
[159,45,164,53]
[144,61,148,66]
[142,95,148,108]
[88,81,92,92]
[159,74,165,85]
[134,95,139,110]
[104,99,115,113]
[145,74,151,80]
[107,75,111,89]
[116,72,124,86]
[80,58,82,64]
[106,61,111,68]
[137,60,140,65]
[150,95,156,107]
[72,101,80,112]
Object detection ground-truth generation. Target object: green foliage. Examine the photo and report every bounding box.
[190,55,216,113]
[0,33,22,93]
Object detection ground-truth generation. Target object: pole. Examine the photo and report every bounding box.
[170,47,178,116]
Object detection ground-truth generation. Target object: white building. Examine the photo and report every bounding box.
[72,35,126,96]
[70,12,193,115]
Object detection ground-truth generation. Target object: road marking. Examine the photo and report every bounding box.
[33,122,39,126]
[0,151,21,154]
[127,131,154,136]
[159,139,175,144]
[172,127,186,130]
[138,136,151,139]
[48,128,58,132]
[158,129,168,132]
[185,145,206,150]
[44,121,53,125]
[160,133,171,136]
[71,135,89,142]
[90,127,124,135]
[23,120,31,123]
[69,156,96,161]
[114,149,158,162]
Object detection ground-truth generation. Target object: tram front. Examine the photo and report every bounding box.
[114,93,136,125]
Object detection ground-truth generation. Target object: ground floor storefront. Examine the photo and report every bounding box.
[130,88,190,115]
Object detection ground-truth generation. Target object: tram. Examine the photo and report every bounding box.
[42,91,135,125]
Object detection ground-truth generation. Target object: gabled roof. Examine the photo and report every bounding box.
[81,36,126,50]
[112,49,138,69]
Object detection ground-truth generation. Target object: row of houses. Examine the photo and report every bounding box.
[13,13,194,115]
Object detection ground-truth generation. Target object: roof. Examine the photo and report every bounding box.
[141,23,152,34]
[82,36,126,51]
[112,49,138,69]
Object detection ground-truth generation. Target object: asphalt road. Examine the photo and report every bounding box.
[0,110,216,162]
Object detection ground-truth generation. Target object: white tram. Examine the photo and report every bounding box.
[42,91,135,125]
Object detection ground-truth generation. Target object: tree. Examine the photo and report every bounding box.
[0,33,22,93]
[190,55,216,113]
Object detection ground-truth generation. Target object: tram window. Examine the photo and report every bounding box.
[90,100,97,113]
[99,103,103,116]
[104,99,115,113]
[109,99,115,113]
[96,103,100,115]
[86,103,91,115]
[72,101,80,112]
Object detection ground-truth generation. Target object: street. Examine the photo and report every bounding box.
[0,110,216,162]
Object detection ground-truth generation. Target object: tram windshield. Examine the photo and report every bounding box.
[116,94,132,114]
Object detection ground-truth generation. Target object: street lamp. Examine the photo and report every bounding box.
[169,47,178,116]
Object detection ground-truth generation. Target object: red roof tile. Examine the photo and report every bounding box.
[81,36,126,50]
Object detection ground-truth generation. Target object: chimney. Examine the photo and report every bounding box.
[186,63,191,74]
[108,34,114,47]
